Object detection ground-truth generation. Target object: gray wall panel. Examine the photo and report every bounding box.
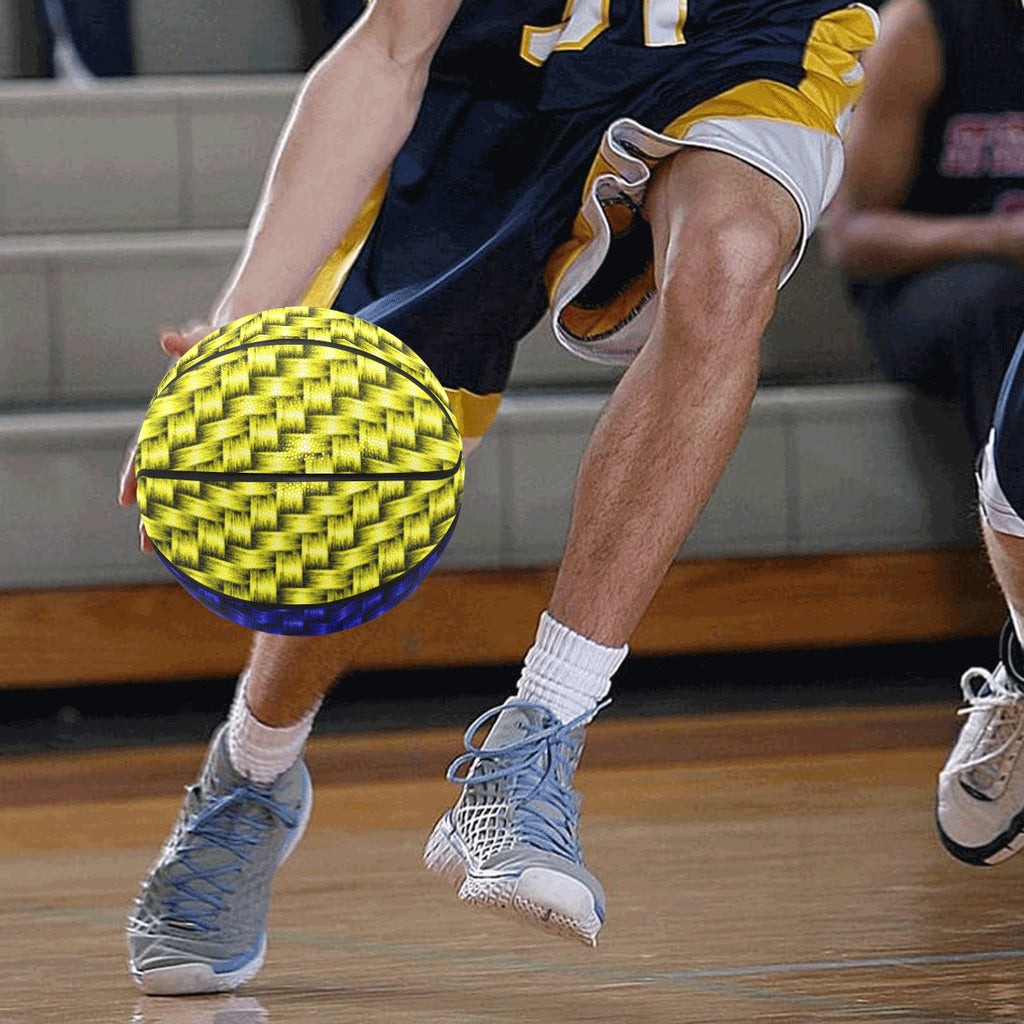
[54,234,241,401]
[0,265,52,405]
[186,95,293,228]
[0,100,180,233]
[789,386,977,553]
[132,0,305,74]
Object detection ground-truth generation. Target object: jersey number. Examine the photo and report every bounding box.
[521,0,688,66]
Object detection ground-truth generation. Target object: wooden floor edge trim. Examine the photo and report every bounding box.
[0,705,956,808]
[0,547,1005,689]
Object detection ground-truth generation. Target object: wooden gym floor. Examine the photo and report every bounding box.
[4,703,1024,1023]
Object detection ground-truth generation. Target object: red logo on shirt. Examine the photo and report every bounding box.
[940,113,1024,178]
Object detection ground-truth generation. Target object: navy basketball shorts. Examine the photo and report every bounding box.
[302,2,878,439]
[979,330,1024,537]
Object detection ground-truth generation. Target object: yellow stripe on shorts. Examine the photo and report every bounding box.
[662,4,877,140]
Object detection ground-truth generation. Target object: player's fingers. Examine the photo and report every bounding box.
[159,335,190,357]
[159,329,193,358]
[139,520,155,553]
[161,323,212,357]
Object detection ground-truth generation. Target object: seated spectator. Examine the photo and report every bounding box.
[822,0,1024,453]
[824,0,1024,882]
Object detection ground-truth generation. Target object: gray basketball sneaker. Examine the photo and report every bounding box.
[424,700,607,946]
[937,621,1024,865]
[127,726,312,995]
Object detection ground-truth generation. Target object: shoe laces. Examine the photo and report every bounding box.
[446,700,609,862]
[947,665,1024,785]
[153,783,299,933]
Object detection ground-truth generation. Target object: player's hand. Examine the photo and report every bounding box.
[118,322,214,552]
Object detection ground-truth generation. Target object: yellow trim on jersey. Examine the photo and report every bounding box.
[557,264,656,342]
[300,172,389,308]
[544,159,656,342]
[542,151,617,302]
[445,388,503,439]
[521,0,612,68]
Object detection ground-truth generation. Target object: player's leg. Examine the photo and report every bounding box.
[128,437,481,995]
[853,259,1024,449]
[548,148,799,644]
[424,0,880,941]
[424,147,800,945]
[937,334,1024,864]
[239,437,481,730]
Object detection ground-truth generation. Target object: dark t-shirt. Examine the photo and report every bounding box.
[850,0,1024,311]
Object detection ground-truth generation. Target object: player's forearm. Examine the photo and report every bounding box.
[209,28,431,326]
[822,208,1015,278]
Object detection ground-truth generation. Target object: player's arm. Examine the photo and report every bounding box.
[210,0,464,326]
[118,0,463,519]
[822,0,1024,277]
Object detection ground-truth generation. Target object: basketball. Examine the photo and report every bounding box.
[135,307,464,635]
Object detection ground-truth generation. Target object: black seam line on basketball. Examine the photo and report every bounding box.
[162,336,459,434]
[136,459,461,484]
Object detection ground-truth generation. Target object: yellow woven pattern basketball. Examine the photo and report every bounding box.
[135,308,463,629]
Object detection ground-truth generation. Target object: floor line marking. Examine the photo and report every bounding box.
[647,948,1024,981]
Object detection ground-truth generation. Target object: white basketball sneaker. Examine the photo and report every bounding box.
[127,726,312,994]
[937,621,1024,864]
[424,700,607,946]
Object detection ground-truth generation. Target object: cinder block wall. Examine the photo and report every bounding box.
[0,69,978,595]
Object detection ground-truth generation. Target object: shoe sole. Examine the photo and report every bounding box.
[131,768,314,996]
[936,800,1024,866]
[424,814,602,947]
[133,933,268,996]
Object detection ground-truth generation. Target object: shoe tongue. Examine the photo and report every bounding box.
[201,729,247,794]
[478,704,586,790]
[481,705,542,752]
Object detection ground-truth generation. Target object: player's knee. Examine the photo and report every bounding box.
[660,205,790,332]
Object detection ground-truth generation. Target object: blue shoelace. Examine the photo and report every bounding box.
[446,700,609,862]
[160,784,299,932]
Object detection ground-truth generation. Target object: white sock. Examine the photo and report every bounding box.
[226,672,320,785]
[515,611,628,725]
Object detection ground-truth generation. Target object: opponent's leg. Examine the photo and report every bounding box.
[937,334,1024,864]
[129,438,480,994]
[854,259,1024,450]
[983,526,1024,645]
[426,148,801,945]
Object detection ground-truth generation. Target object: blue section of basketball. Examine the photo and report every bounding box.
[153,515,458,635]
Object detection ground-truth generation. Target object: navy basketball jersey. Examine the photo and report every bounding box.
[903,0,1024,217]
[332,1,867,109]
[310,0,875,427]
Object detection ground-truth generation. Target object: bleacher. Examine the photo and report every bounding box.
[0,1,1003,689]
